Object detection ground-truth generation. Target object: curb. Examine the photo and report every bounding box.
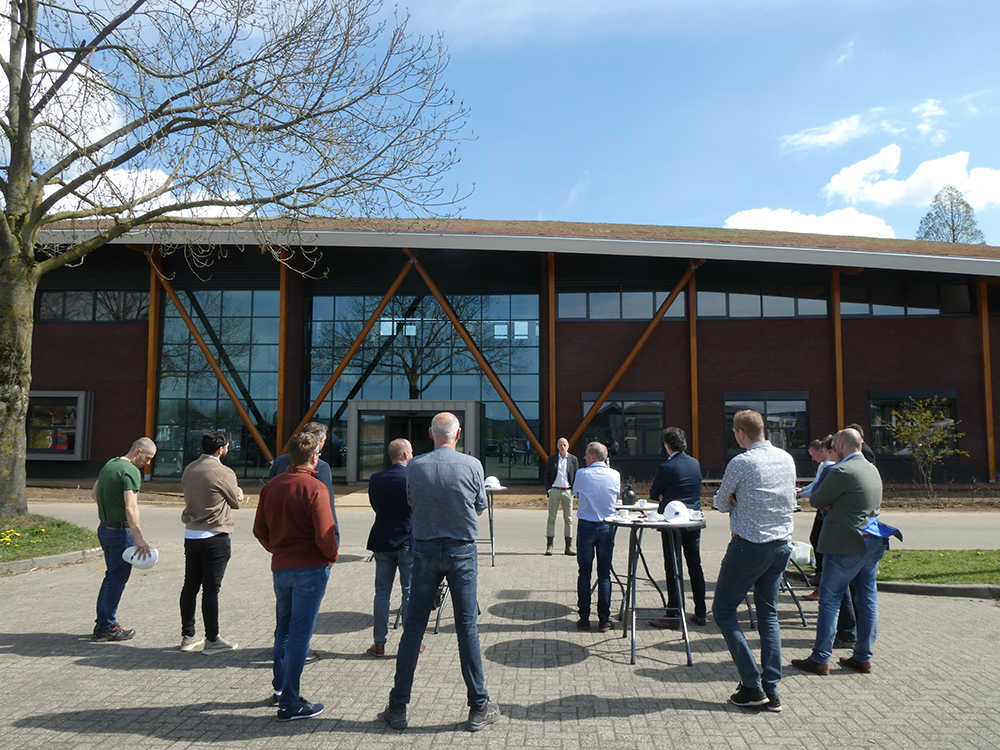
[0,546,102,575]
[877,581,1000,599]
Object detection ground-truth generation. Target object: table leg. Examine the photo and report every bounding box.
[488,492,496,567]
[667,529,694,666]
[630,527,642,665]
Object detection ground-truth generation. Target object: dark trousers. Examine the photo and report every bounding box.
[662,527,707,619]
[180,533,231,640]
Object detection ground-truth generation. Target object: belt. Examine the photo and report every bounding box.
[551,486,571,490]
[101,521,129,530]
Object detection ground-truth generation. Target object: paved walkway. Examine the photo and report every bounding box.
[2,503,998,749]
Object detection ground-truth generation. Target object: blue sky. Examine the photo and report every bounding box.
[403,0,1000,243]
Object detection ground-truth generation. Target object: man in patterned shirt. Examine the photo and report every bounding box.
[712,409,797,713]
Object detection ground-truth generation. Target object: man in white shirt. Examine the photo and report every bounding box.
[543,437,579,556]
[572,442,621,633]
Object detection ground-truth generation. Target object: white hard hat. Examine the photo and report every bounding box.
[122,546,159,569]
[663,501,690,523]
[484,475,501,489]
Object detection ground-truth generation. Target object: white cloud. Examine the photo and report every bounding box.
[912,98,948,144]
[782,110,902,151]
[562,171,591,209]
[724,206,895,239]
[836,40,854,66]
[821,146,1000,209]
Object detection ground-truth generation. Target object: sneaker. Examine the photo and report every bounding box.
[598,619,614,633]
[576,617,590,631]
[276,700,324,722]
[729,682,768,708]
[304,651,320,664]
[379,702,407,730]
[203,635,238,654]
[764,691,782,713]
[833,636,857,649]
[268,692,281,707]
[180,635,205,652]
[92,625,135,642]
[467,701,500,732]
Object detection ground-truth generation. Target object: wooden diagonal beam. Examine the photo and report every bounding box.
[568,265,696,451]
[978,279,996,480]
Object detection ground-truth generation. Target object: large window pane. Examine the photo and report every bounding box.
[589,292,620,319]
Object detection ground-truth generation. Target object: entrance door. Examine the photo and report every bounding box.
[387,414,435,459]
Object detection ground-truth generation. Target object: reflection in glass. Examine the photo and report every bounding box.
[589,292,620,319]
[558,293,587,318]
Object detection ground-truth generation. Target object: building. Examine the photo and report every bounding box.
[27,219,1000,485]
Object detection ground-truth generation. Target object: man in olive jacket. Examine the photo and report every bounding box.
[791,428,886,676]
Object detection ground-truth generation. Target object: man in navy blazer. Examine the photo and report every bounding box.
[269,421,339,547]
[366,438,414,657]
[648,427,706,628]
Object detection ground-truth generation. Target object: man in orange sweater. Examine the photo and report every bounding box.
[254,431,339,722]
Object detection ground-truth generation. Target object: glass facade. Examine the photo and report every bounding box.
[581,394,665,458]
[155,290,279,478]
[308,293,540,481]
[724,393,809,456]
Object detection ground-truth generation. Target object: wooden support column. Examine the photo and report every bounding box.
[688,272,699,459]
[147,255,274,463]
[277,254,290,450]
[568,264,696,450]
[144,248,163,475]
[978,279,996,480]
[832,269,844,428]
[404,249,548,463]
[547,252,557,454]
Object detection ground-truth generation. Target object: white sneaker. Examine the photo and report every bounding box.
[180,635,205,652]
[203,635,239,654]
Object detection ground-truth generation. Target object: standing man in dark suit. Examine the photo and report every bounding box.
[648,427,707,629]
[792,428,886,676]
[365,438,414,657]
[543,437,579,556]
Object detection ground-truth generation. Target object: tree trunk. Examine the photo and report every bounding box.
[0,256,38,517]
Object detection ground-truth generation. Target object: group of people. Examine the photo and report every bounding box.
[544,411,891,713]
[90,407,892,725]
[90,413,499,732]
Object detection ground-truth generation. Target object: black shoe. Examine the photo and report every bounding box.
[576,617,590,631]
[268,693,281,707]
[304,651,320,664]
[467,701,500,732]
[598,619,613,633]
[276,700,323,722]
[833,636,857,649]
[92,624,135,642]
[729,683,768,708]
[764,691,782,712]
[691,614,708,626]
[379,702,407,730]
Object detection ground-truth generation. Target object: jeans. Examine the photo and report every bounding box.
[576,519,616,622]
[390,539,488,709]
[661,527,707,619]
[712,537,791,695]
[180,534,232,640]
[373,546,413,644]
[271,564,330,710]
[546,488,573,538]
[811,536,888,665]
[95,526,135,632]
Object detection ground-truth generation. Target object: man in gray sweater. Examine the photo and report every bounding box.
[180,430,244,654]
[381,412,499,733]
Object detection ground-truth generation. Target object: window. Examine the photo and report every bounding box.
[37,291,149,321]
[557,291,686,321]
[698,286,828,319]
[724,392,808,456]
[840,284,972,317]
[26,391,93,461]
[868,389,958,456]
[581,392,664,457]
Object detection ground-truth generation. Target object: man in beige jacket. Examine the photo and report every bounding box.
[180,430,244,653]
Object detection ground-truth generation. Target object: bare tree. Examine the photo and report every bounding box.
[916,185,986,244]
[0,0,468,516]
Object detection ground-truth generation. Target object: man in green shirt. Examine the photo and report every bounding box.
[91,437,157,642]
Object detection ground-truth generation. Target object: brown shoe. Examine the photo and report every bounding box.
[366,643,385,657]
[802,590,821,602]
[839,656,872,673]
[649,618,681,630]
[790,657,830,676]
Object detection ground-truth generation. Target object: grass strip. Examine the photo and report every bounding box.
[878,549,1000,585]
[0,514,99,563]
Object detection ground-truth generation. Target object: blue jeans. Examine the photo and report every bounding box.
[811,536,888,664]
[95,526,135,632]
[576,519,616,622]
[712,537,791,695]
[271,565,330,710]
[390,539,488,709]
[373,546,413,644]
